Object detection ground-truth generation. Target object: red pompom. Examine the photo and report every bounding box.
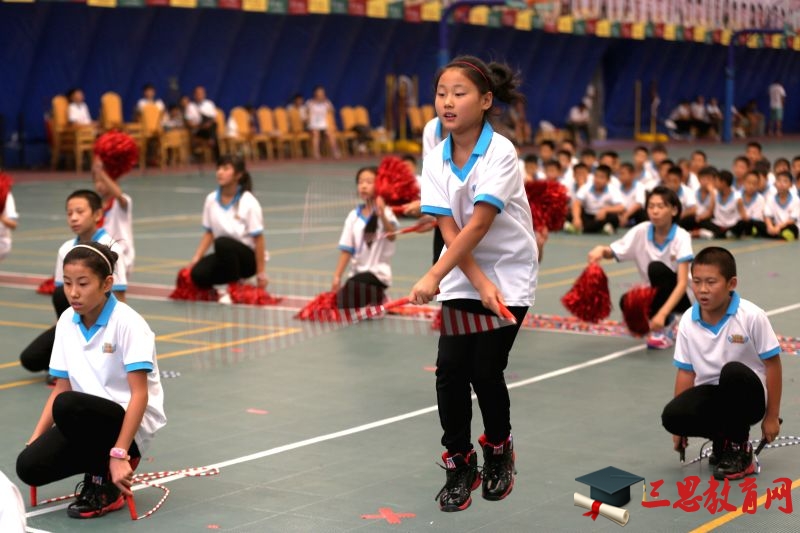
[525,180,569,231]
[94,131,139,180]
[374,156,420,207]
[0,172,13,215]
[561,263,611,323]
[169,268,218,302]
[295,291,342,322]
[227,282,282,306]
[36,276,55,295]
[431,308,442,331]
[621,286,658,336]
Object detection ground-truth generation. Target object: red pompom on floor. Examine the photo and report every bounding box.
[295,291,342,322]
[621,286,658,336]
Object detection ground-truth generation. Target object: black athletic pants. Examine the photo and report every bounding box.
[17,391,140,486]
[19,287,70,373]
[436,299,528,454]
[662,362,765,442]
[336,272,386,308]
[190,237,256,288]
[620,261,691,319]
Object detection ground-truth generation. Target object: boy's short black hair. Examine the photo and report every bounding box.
[747,141,763,152]
[734,156,750,167]
[633,145,649,154]
[691,150,707,160]
[594,164,612,179]
[66,189,103,212]
[651,143,667,154]
[524,154,538,164]
[698,166,719,179]
[580,148,597,158]
[776,170,795,184]
[573,162,588,172]
[716,170,734,187]
[754,160,771,175]
[556,149,572,160]
[401,153,417,165]
[692,246,737,280]
[667,166,683,178]
[773,157,790,170]
[539,140,555,150]
[544,159,561,170]
[599,150,619,161]
[619,162,635,173]
[658,159,675,169]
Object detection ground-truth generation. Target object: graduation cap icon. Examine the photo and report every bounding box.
[575,466,644,507]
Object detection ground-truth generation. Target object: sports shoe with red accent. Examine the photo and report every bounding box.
[713,440,755,480]
[67,475,124,519]
[435,449,481,512]
[479,434,516,501]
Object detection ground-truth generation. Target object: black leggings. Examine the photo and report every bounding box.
[190,236,256,288]
[17,391,140,486]
[581,212,620,233]
[620,261,691,319]
[436,299,528,454]
[662,362,765,442]
[19,287,71,373]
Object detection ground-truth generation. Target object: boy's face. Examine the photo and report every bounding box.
[658,162,671,180]
[593,172,609,188]
[690,153,705,172]
[775,175,792,194]
[524,162,538,177]
[652,150,666,164]
[144,87,155,100]
[539,145,553,162]
[774,161,789,175]
[698,174,712,190]
[618,167,633,185]
[732,160,749,179]
[557,153,571,168]
[691,263,736,318]
[573,167,589,186]
[792,159,800,178]
[746,145,761,163]
[544,165,560,181]
[743,174,759,195]
[580,154,596,167]
[714,176,730,192]
[66,198,100,239]
[664,173,681,192]
[633,150,647,166]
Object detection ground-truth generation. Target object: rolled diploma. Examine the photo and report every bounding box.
[573,492,629,527]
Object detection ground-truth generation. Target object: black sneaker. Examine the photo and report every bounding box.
[479,434,516,501]
[713,440,755,480]
[67,475,124,519]
[435,450,481,512]
[708,439,724,466]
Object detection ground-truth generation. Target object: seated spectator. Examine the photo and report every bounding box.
[184,86,219,159]
[666,101,693,139]
[617,162,647,228]
[537,139,556,167]
[706,97,723,137]
[287,93,308,130]
[523,154,543,182]
[663,165,697,225]
[731,155,751,192]
[162,104,186,131]
[740,170,767,237]
[66,88,94,127]
[136,83,165,118]
[579,148,597,172]
[566,164,624,235]
[690,96,712,138]
[743,100,764,137]
[633,145,659,191]
[566,102,591,146]
[699,170,746,239]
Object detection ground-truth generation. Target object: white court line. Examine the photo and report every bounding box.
[26,527,52,533]
[25,301,800,519]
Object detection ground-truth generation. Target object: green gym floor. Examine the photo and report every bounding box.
[1,139,798,532]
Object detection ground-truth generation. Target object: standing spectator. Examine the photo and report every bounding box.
[566,102,591,146]
[306,86,340,160]
[768,81,786,137]
[184,86,219,160]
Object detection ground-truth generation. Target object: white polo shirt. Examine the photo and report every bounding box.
[637,165,660,191]
[49,295,166,452]
[618,182,646,210]
[338,205,398,286]
[742,192,765,221]
[421,122,537,306]
[306,99,332,131]
[136,98,165,114]
[67,102,92,125]
[610,222,693,283]
[764,193,800,225]
[673,292,781,395]
[201,188,264,250]
[422,117,443,158]
[712,189,742,227]
[54,228,127,293]
[575,182,624,216]
[695,189,713,218]
[677,184,697,211]
[103,194,135,273]
[185,100,217,126]
[0,192,18,260]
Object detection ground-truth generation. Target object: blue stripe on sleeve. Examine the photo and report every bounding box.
[677,254,694,263]
[421,205,453,217]
[125,362,154,373]
[249,229,263,237]
[49,368,69,378]
[759,346,782,360]
[474,194,504,212]
[338,245,355,254]
[673,360,694,371]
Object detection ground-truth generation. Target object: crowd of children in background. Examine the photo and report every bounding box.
[524,139,799,241]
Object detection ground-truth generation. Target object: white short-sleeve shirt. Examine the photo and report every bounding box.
[306,100,332,131]
[619,182,646,210]
[338,206,398,286]
[422,117,443,158]
[695,189,713,218]
[68,102,92,125]
[575,182,624,216]
[712,189,742,227]
[677,184,697,210]
[49,295,167,452]
[742,192,765,221]
[136,98,165,114]
[103,194,135,273]
[610,222,693,283]
[421,122,538,306]
[769,83,786,109]
[54,228,127,293]
[185,100,217,126]
[0,192,18,260]
[673,292,781,395]
[201,188,264,250]
[637,165,660,191]
[763,192,800,225]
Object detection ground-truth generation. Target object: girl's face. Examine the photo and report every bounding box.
[63,260,112,319]
[647,194,678,228]
[314,88,325,100]
[743,174,760,195]
[775,176,792,194]
[66,198,100,239]
[435,68,492,134]
[357,170,376,201]
[216,163,240,188]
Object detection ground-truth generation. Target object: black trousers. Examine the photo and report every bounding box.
[17,391,140,486]
[620,261,691,319]
[581,212,620,233]
[336,272,386,308]
[190,236,256,288]
[19,286,70,373]
[662,362,765,442]
[436,299,528,454]
[768,223,799,240]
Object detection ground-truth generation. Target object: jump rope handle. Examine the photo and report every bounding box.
[755,417,783,456]
[677,436,687,463]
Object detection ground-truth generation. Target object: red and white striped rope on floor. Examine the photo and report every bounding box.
[683,436,800,474]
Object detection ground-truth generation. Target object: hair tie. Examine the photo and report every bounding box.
[71,244,113,276]
[452,61,490,86]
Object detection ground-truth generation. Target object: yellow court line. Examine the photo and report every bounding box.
[156,338,211,346]
[156,324,237,340]
[156,327,303,361]
[0,300,52,311]
[0,377,46,391]
[0,361,21,369]
[0,320,50,331]
[689,477,800,532]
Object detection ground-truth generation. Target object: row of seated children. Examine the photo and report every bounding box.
[521,139,799,240]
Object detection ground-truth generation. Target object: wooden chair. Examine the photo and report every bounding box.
[407,105,424,137]
[99,92,126,131]
[353,105,380,154]
[50,95,76,169]
[74,127,95,171]
[225,107,252,159]
[326,109,351,157]
[255,107,279,159]
[420,104,436,124]
[287,106,311,157]
[272,107,300,158]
